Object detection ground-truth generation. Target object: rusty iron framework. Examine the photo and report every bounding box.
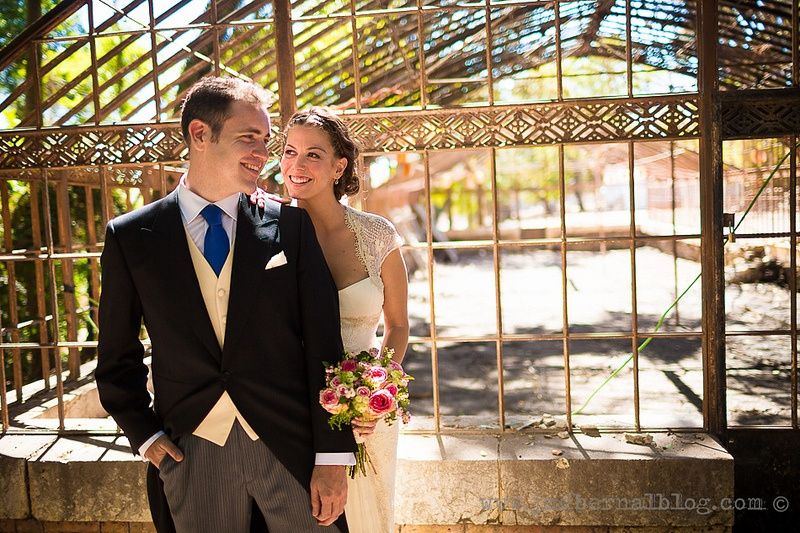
[719,89,800,140]
[0,97,700,170]
[0,0,798,438]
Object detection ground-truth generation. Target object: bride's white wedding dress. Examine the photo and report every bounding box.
[339,205,403,533]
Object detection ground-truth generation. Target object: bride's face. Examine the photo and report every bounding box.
[280,125,347,202]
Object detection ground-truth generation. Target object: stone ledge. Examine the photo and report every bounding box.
[395,432,733,527]
[396,527,730,532]
[0,433,149,522]
[2,432,733,529]
[0,522,729,533]
[0,455,28,519]
[0,520,156,533]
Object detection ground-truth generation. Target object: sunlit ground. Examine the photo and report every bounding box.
[401,246,794,431]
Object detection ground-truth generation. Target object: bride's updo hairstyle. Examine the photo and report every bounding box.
[285,107,360,200]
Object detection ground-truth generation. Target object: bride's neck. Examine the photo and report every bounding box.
[297,195,345,234]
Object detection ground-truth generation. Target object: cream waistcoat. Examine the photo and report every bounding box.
[185,230,258,445]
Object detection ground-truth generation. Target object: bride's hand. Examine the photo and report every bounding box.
[352,417,378,438]
[249,187,290,207]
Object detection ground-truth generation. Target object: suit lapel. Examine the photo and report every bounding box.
[144,190,222,363]
[222,194,281,362]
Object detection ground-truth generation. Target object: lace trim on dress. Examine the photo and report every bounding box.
[343,205,403,292]
[344,206,371,279]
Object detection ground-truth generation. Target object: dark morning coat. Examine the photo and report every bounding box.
[96,189,356,530]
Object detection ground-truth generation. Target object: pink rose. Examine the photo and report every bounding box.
[369,347,380,358]
[337,384,355,398]
[320,389,345,413]
[390,360,403,371]
[341,359,357,372]
[331,376,341,387]
[367,366,388,384]
[368,389,396,417]
[382,383,398,396]
[356,386,370,397]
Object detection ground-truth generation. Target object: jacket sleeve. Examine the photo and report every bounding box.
[96,221,161,453]
[295,209,358,454]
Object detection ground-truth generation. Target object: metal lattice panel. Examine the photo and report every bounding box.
[0,97,699,169]
[350,99,699,151]
[720,90,800,139]
[0,124,186,169]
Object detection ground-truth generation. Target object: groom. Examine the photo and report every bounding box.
[96,76,356,532]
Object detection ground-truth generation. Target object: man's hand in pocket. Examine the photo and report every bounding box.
[145,434,184,469]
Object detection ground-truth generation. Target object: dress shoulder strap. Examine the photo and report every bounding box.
[344,206,403,281]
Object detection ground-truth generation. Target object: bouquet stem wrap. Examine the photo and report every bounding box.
[351,436,374,478]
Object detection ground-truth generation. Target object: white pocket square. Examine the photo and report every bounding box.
[265,251,288,270]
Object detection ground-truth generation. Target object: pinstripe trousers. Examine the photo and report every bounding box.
[159,421,342,533]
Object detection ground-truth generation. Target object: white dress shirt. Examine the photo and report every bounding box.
[139,178,354,466]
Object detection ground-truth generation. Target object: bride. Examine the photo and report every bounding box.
[280,107,409,533]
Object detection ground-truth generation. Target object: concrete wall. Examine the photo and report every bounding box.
[1,432,734,532]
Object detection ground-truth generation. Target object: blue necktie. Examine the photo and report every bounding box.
[200,204,229,276]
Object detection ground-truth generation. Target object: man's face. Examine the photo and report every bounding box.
[201,100,271,195]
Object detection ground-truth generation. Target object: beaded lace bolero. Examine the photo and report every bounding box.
[339,206,403,354]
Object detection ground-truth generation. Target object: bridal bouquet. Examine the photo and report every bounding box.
[320,347,413,477]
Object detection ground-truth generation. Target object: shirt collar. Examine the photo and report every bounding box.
[177,175,240,224]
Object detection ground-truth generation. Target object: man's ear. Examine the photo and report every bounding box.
[188,119,209,150]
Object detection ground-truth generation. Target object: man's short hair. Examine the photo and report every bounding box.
[180,77,274,147]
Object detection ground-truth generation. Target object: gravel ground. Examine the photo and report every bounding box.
[400,245,794,429]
